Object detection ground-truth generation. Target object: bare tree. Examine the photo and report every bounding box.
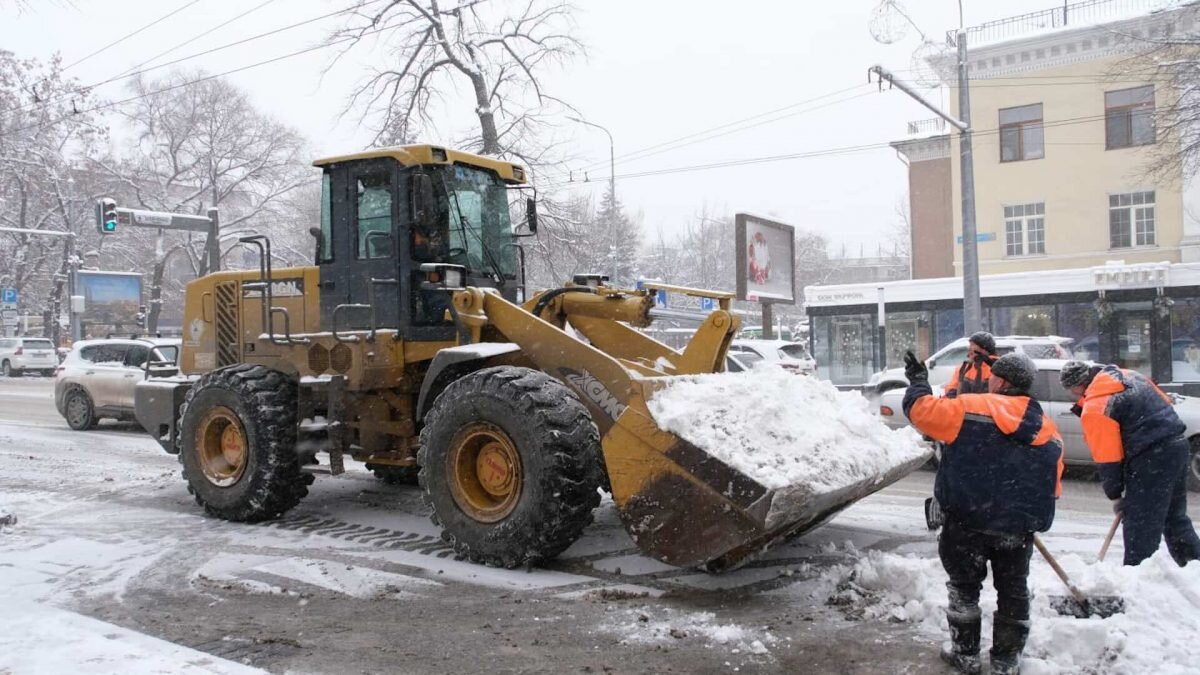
[328,0,582,161]
[99,71,312,331]
[890,195,912,274]
[0,50,106,341]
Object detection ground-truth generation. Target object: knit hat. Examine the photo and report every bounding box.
[1060,360,1100,390]
[969,331,997,355]
[991,352,1036,393]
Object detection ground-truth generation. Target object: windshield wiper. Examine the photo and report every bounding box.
[441,175,507,286]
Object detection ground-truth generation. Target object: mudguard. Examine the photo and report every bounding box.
[134,378,192,452]
[415,343,521,421]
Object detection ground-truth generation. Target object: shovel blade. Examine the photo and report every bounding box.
[1048,594,1125,619]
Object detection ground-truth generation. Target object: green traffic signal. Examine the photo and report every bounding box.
[95,198,118,235]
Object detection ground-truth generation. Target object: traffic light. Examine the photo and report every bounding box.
[95,198,118,235]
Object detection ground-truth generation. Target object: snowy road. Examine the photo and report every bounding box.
[1,377,1197,674]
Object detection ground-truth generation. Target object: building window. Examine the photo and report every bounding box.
[1109,191,1155,248]
[1004,202,1045,256]
[1105,86,1155,149]
[999,104,1044,162]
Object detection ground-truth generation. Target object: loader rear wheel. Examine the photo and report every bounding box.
[367,463,421,485]
[176,365,306,522]
[419,366,602,568]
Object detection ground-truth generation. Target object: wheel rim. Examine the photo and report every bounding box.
[447,422,522,523]
[66,393,88,427]
[195,406,248,487]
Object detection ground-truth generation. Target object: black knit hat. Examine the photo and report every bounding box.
[969,331,997,355]
[991,352,1035,393]
[1060,361,1101,390]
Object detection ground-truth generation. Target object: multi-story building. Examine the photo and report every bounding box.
[896,0,1200,278]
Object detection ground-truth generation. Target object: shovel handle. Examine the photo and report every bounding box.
[1032,535,1090,607]
[1099,515,1122,562]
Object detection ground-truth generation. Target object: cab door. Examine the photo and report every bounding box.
[319,161,401,331]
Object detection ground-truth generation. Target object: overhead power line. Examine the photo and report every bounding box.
[60,0,203,73]
[1,0,382,120]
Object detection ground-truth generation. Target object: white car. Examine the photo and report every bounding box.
[867,335,1073,395]
[878,359,1200,492]
[727,339,816,374]
[55,337,181,430]
[0,337,59,377]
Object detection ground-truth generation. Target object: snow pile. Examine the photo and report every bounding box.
[822,547,1200,674]
[607,608,776,655]
[647,368,928,491]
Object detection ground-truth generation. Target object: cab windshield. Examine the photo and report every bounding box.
[435,164,517,278]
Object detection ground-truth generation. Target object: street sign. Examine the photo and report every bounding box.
[1,288,16,305]
[656,289,668,307]
[700,297,715,312]
[1,308,17,328]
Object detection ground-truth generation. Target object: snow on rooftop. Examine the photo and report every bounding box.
[646,368,929,495]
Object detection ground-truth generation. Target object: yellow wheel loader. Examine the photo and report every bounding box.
[134,144,922,572]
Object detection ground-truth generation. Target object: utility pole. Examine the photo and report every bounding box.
[955,29,982,333]
[869,59,982,333]
[569,116,618,283]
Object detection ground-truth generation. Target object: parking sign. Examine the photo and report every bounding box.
[700,297,715,312]
[1,288,16,305]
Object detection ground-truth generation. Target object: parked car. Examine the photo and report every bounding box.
[55,337,181,431]
[866,335,1073,395]
[0,337,59,377]
[877,358,1200,492]
[727,339,816,374]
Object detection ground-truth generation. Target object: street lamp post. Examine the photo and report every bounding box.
[569,116,617,283]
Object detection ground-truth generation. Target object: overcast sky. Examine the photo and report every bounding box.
[3,0,1079,256]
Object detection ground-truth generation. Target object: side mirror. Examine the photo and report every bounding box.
[411,173,436,230]
[526,197,538,234]
[927,359,936,368]
[308,226,322,260]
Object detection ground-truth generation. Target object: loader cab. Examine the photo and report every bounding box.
[313,145,527,340]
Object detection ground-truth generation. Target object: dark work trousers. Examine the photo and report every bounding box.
[1122,436,1200,567]
[938,518,1034,623]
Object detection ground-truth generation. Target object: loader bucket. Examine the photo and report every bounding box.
[601,377,931,572]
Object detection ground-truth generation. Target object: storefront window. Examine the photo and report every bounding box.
[1171,298,1200,382]
[885,311,933,368]
[1058,302,1099,360]
[813,313,877,385]
[991,304,1055,337]
[935,308,963,351]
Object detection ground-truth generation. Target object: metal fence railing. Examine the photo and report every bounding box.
[947,0,1172,47]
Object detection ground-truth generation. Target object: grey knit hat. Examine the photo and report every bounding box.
[969,331,997,355]
[1060,361,1100,390]
[991,352,1036,393]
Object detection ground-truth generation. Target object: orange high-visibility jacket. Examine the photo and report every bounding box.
[943,358,993,398]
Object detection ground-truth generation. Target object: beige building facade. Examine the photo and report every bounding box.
[899,3,1200,277]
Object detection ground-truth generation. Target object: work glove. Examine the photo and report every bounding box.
[903,350,928,384]
[1111,498,1124,516]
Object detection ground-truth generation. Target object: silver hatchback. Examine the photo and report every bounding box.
[55,338,180,430]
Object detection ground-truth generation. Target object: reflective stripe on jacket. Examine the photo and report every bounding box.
[1077,365,1185,499]
[943,358,993,398]
[903,379,1064,534]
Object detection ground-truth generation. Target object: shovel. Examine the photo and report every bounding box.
[1033,535,1125,619]
[1098,515,1121,562]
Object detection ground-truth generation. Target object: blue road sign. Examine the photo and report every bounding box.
[0,288,16,305]
[656,289,667,307]
[700,297,715,312]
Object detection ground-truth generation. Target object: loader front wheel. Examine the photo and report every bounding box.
[176,365,306,522]
[419,366,602,568]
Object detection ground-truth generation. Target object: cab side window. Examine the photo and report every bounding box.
[356,172,393,259]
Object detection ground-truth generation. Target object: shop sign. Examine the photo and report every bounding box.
[1092,262,1170,290]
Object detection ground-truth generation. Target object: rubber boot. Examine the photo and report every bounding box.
[939,614,981,674]
[990,617,1030,675]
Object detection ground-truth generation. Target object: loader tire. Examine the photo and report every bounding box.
[367,463,421,485]
[418,366,602,568]
[176,364,306,522]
